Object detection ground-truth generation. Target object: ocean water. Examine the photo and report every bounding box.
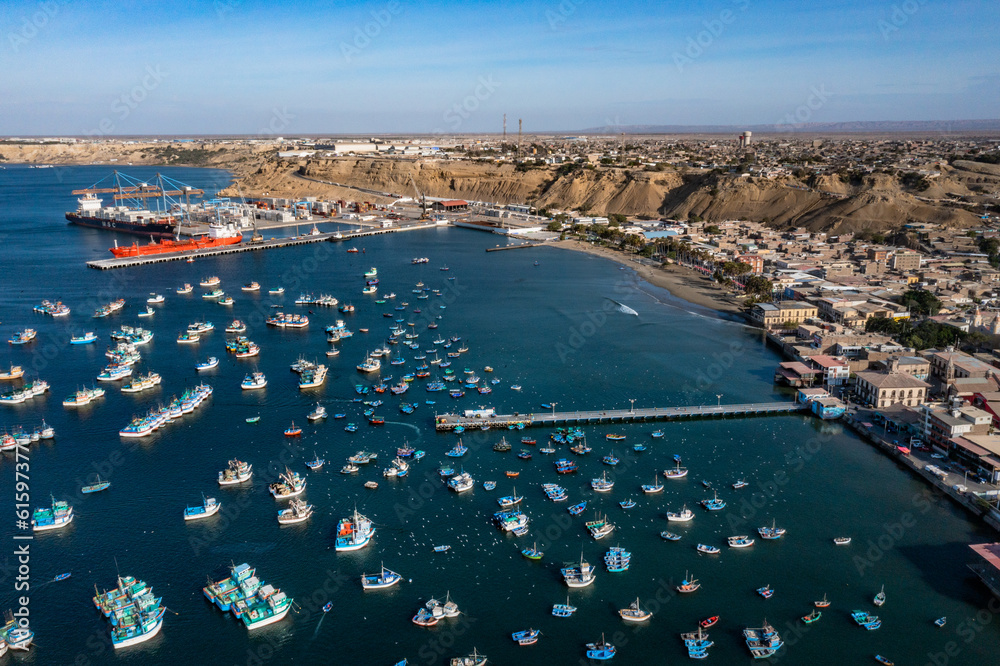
[1,164,999,665]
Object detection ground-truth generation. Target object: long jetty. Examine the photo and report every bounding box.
[485,243,542,253]
[86,223,439,270]
[434,402,809,431]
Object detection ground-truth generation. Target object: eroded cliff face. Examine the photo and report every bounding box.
[5,143,990,232]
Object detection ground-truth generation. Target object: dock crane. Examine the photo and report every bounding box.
[408,175,429,220]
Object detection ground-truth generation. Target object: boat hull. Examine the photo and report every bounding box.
[112,615,163,649]
[67,213,176,239]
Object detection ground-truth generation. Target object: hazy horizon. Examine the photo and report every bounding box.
[2,0,998,136]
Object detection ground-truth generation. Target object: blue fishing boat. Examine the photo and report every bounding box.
[552,595,577,617]
[511,628,540,645]
[81,476,111,494]
[54,572,72,581]
[567,501,587,515]
[585,634,616,660]
[444,442,468,457]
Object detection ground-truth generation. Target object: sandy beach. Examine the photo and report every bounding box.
[552,239,745,317]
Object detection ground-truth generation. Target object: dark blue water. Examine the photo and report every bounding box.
[1,164,998,665]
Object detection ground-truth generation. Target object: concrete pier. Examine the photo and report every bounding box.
[434,401,809,431]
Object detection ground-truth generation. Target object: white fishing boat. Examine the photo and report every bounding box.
[184,496,221,521]
[619,597,653,622]
[335,508,375,551]
[218,459,253,485]
[277,498,314,524]
[241,372,267,390]
[361,564,403,590]
[666,505,694,522]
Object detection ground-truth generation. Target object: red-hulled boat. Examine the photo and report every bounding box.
[110,226,242,258]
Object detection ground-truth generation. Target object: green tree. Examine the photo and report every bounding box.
[547,220,564,232]
[704,224,720,234]
[900,290,942,316]
[744,275,774,296]
[608,213,627,227]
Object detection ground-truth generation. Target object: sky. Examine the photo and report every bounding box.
[0,0,998,135]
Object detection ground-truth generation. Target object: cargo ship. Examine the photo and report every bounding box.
[109,223,242,258]
[67,192,179,238]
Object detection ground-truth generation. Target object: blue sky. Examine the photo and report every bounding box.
[0,0,997,135]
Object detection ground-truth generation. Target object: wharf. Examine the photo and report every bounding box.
[485,243,542,252]
[434,401,809,431]
[86,223,439,270]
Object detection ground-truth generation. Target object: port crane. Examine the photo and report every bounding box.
[73,171,204,210]
[408,175,429,220]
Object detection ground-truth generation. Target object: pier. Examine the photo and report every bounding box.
[434,401,810,431]
[485,243,542,253]
[86,223,440,270]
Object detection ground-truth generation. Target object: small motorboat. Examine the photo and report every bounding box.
[875,656,894,666]
[54,572,72,582]
[284,422,302,437]
[757,585,774,599]
[815,594,831,608]
[323,602,333,613]
[934,617,947,627]
[619,499,636,509]
[660,531,682,541]
[305,457,325,470]
[433,545,451,553]
[700,616,719,628]
[834,536,852,545]
[246,415,260,424]
[802,609,822,624]
[696,544,720,555]
[511,628,540,646]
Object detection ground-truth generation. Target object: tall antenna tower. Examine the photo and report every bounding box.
[503,114,507,144]
[517,118,522,160]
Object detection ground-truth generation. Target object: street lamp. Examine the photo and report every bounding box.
[629,399,636,414]
[551,402,557,419]
[716,394,723,408]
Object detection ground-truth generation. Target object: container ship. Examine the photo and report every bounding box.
[67,192,179,238]
[109,223,242,258]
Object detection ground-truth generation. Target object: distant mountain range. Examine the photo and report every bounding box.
[577,120,1000,135]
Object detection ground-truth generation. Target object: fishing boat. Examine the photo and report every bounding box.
[305,456,325,470]
[184,496,221,521]
[641,476,664,493]
[604,545,630,572]
[177,283,193,294]
[511,628,539,646]
[447,471,474,491]
[663,463,689,479]
[733,479,749,489]
[31,497,74,531]
[284,422,302,437]
[62,386,106,407]
[619,499,636,509]
[744,620,784,659]
[81,476,111,494]
[701,491,726,511]
[757,585,774,599]
[875,656,894,666]
[666,505,694,522]
[269,286,285,294]
[552,595,577,617]
[138,306,154,317]
[225,320,246,333]
[240,585,293,630]
[567,501,587,516]
[433,545,450,553]
[561,553,596,588]
[934,617,947,627]
[240,371,267,390]
[70,332,98,345]
[591,471,614,492]
[364,481,378,489]
[697,544,721,554]
[177,332,200,344]
[242,282,260,292]
[323,602,333,613]
[585,634,616,660]
[277,498,314,524]
[676,571,700,593]
[814,594,830,608]
[335,508,375,551]
[605,434,626,441]
[833,536,852,545]
[449,649,487,666]
[619,597,652,622]
[758,519,786,540]
[362,564,402,590]
[246,416,260,424]
[873,584,886,607]
[700,616,719,628]
[802,609,822,624]
[307,403,327,421]
[9,329,37,345]
[851,610,882,630]
[269,468,306,499]
[498,488,523,507]
[728,535,755,548]
[661,531,682,541]
[218,459,253,485]
[522,542,544,560]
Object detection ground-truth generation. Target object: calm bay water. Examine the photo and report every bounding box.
[1,164,998,665]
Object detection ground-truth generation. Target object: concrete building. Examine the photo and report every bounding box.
[750,302,818,329]
[431,200,469,212]
[854,369,929,409]
[921,401,993,452]
[891,251,921,271]
[808,355,851,386]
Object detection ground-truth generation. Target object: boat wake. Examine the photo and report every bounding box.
[607,298,638,316]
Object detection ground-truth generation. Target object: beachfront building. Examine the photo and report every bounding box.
[920,401,993,452]
[854,369,929,409]
[750,301,818,329]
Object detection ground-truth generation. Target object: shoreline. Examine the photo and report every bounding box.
[551,239,746,318]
